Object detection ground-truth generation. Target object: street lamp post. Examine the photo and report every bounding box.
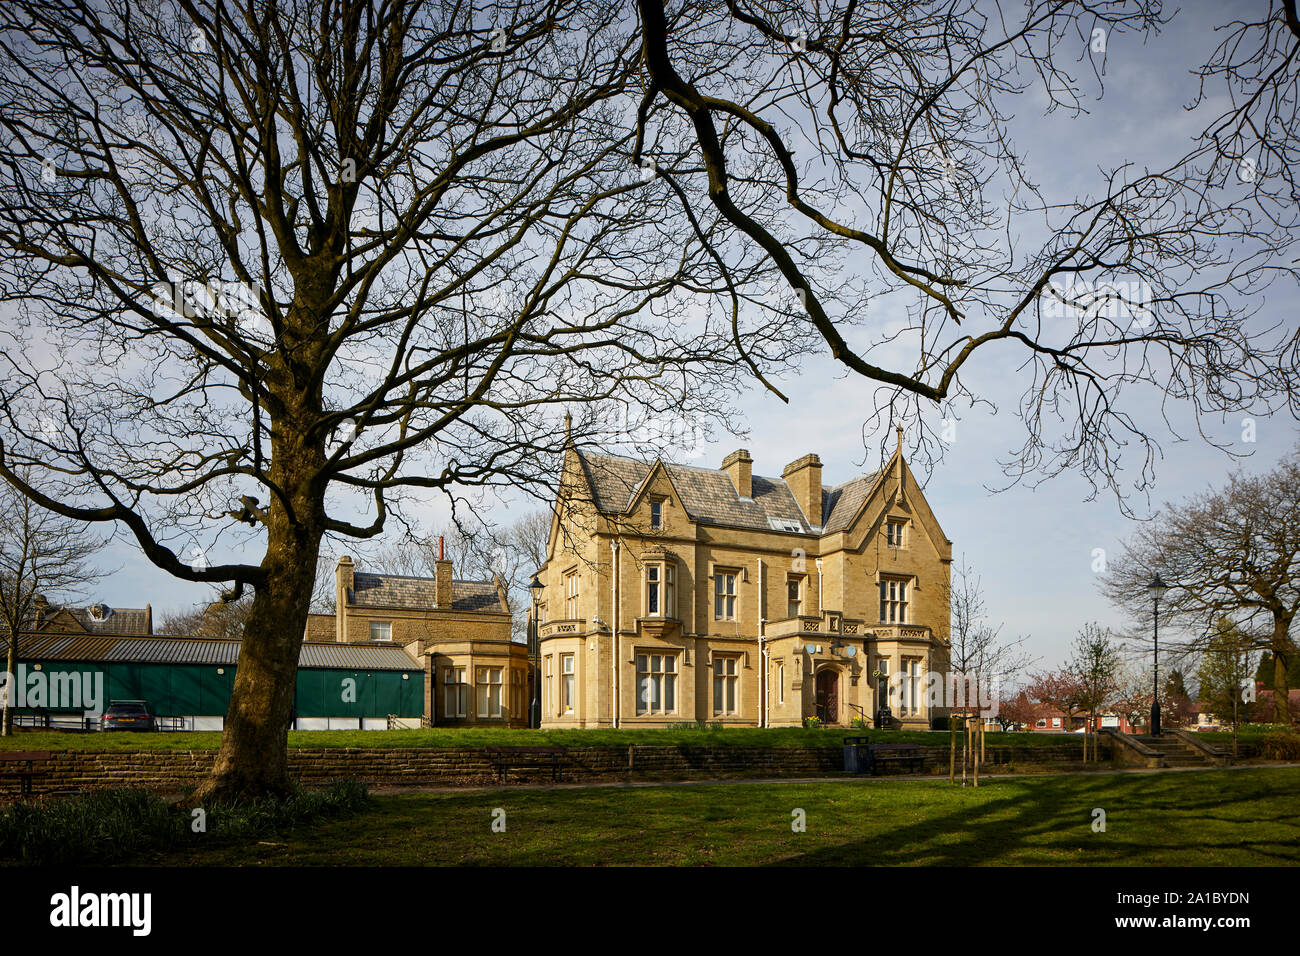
[528,573,544,728]
[1147,574,1169,736]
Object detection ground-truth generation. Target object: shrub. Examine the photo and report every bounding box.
[0,788,184,865]
[0,778,369,865]
[1257,730,1300,761]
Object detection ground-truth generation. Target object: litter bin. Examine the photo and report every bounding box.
[843,736,869,773]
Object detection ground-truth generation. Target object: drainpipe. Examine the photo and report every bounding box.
[759,558,767,729]
[611,538,620,729]
[815,558,824,615]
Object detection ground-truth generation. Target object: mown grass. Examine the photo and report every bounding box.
[0,726,1087,752]
[153,767,1300,867]
[0,779,369,865]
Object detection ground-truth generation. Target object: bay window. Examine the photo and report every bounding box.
[879,577,909,624]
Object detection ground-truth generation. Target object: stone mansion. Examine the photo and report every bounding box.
[532,429,953,730]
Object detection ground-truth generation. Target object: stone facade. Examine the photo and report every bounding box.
[533,429,952,730]
[306,551,530,728]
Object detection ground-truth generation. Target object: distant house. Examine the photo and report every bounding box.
[1195,682,1300,729]
[1020,702,1140,735]
[4,594,154,638]
[304,546,529,728]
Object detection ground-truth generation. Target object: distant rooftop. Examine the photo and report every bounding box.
[0,633,421,670]
[350,572,507,613]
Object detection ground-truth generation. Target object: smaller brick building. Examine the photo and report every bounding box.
[305,548,530,728]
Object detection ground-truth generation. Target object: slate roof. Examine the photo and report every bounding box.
[349,572,507,613]
[14,605,154,637]
[576,450,881,534]
[822,472,884,534]
[0,635,421,671]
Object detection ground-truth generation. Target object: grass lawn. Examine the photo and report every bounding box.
[0,726,1085,751]
[148,767,1300,866]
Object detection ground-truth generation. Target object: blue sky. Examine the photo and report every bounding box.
[97,0,1298,675]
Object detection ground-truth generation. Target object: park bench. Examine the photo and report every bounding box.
[483,746,565,783]
[0,751,52,796]
[865,743,924,776]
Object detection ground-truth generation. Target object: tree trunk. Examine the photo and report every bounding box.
[2,635,14,736]
[191,358,326,804]
[1271,612,1293,725]
[192,526,320,803]
[951,717,961,785]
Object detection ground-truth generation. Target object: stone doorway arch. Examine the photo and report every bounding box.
[815,668,840,725]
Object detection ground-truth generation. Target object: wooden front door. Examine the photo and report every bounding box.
[815,670,839,724]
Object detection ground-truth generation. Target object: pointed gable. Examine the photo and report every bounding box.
[575,450,812,533]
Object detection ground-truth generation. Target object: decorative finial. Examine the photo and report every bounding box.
[564,410,572,443]
[895,423,903,455]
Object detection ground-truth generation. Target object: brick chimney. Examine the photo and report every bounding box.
[435,535,454,608]
[336,555,354,643]
[33,593,48,627]
[145,603,153,635]
[782,453,824,527]
[722,448,753,499]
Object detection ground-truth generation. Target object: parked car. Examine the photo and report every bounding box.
[100,700,155,732]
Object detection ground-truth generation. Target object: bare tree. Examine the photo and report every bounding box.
[1068,623,1121,759]
[945,555,1034,710]
[0,477,107,735]
[633,0,1300,500]
[159,591,254,640]
[1111,661,1153,734]
[0,1,785,800]
[1,0,1297,802]
[1103,449,1300,724]
[1184,1,1300,242]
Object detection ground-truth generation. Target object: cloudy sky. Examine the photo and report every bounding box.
[97,0,1298,678]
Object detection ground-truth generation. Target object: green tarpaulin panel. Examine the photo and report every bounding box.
[13,658,423,719]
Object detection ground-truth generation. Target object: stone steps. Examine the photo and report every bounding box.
[1133,734,1218,767]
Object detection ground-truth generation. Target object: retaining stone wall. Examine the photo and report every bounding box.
[0,740,1113,797]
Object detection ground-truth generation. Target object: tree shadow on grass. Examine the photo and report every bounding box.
[767,773,1298,867]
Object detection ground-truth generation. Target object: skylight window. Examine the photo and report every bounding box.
[768,517,803,533]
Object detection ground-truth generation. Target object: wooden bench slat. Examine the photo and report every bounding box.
[0,751,51,796]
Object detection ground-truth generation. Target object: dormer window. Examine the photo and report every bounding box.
[645,560,675,618]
